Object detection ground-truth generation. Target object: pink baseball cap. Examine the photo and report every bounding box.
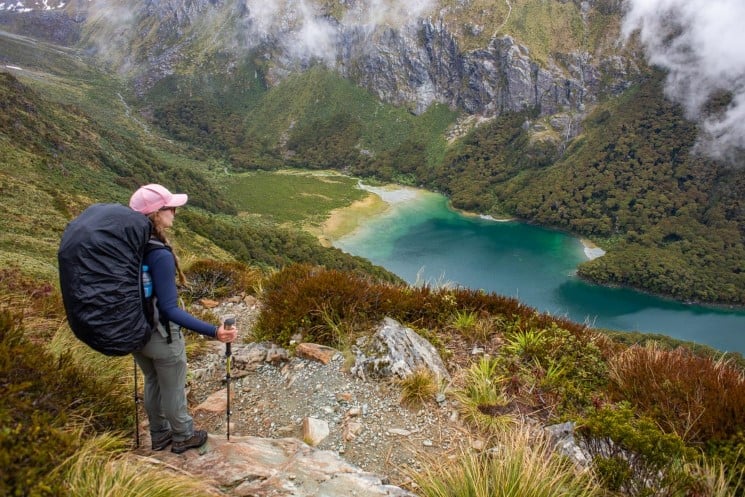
[129,184,188,215]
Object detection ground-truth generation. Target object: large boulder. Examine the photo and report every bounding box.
[351,317,451,383]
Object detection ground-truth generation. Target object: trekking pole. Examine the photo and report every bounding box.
[224,316,235,440]
[133,356,140,449]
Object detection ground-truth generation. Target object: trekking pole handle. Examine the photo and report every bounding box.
[224,317,235,355]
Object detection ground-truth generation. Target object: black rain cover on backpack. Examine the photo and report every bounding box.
[58,203,154,356]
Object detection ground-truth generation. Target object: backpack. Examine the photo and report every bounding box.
[57,203,163,356]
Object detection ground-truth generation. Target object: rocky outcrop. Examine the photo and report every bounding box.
[351,317,451,382]
[341,18,635,118]
[145,434,417,497]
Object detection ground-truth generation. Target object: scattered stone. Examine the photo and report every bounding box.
[387,428,412,436]
[199,298,220,308]
[343,421,364,441]
[422,440,433,447]
[336,392,353,403]
[303,417,330,446]
[296,342,338,364]
[243,294,259,307]
[266,344,289,365]
[194,388,231,414]
[233,343,268,369]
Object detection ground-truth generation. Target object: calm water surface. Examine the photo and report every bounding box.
[334,190,745,355]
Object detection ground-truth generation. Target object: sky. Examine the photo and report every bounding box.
[622,0,745,162]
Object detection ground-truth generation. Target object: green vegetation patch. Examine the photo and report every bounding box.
[225,170,366,225]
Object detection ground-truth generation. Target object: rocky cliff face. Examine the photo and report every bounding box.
[2,0,639,125]
[340,17,636,117]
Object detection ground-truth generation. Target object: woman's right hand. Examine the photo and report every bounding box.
[215,323,238,343]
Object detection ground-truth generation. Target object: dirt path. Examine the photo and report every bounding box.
[185,300,473,487]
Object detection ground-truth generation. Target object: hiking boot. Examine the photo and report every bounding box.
[171,430,208,454]
[151,430,172,451]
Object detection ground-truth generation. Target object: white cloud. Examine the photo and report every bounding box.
[623,0,745,161]
[240,0,435,64]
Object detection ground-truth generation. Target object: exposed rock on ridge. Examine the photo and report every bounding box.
[3,0,638,125]
[341,18,634,118]
[145,434,417,496]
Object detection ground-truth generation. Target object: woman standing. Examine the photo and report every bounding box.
[129,183,238,454]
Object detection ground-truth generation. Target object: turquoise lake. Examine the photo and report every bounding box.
[334,188,745,355]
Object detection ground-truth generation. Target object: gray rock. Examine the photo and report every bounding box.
[351,317,450,382]
[152,434,417,497]
[544,421,591,467]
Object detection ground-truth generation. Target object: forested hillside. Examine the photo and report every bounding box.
[0,70,397,283]
[427,74,745,304]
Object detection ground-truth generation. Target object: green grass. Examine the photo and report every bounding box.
[243,67,457,164]
[225,170,367,225]
[440,0,622,64]
[410,424,601,497]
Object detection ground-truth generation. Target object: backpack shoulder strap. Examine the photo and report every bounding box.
[143,238,174,343]
[145,238,171,255]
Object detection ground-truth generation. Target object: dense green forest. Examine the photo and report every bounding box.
[428,75,745,304]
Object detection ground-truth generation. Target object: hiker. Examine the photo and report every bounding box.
[129,183,238,454]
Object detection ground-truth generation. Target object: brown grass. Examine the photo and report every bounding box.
[608,342,745,443]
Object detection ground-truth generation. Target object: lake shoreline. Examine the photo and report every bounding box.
[319,183,428,245]
[319,180,745,314]
[321,182,607,262]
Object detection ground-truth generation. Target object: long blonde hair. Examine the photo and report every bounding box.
[148,213,188,287]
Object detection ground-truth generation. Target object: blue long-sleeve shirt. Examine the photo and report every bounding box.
[145,248,218,338]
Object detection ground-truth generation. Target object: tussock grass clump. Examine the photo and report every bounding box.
[608,343,745,444]
[409,424,601,497]
[0,267,65,341]
[57,433,221,496]
[450,309,495,343]
[398,367,440,408]
[454,356,515,434]
[0,311,132,496]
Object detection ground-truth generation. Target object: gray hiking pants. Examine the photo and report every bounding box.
[132,327,194,442]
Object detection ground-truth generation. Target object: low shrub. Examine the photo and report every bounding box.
[182,259,264,301]
[577,402,697,496]
[490,323,609,418]
[608,343,745,444]
[255,264,592,347]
